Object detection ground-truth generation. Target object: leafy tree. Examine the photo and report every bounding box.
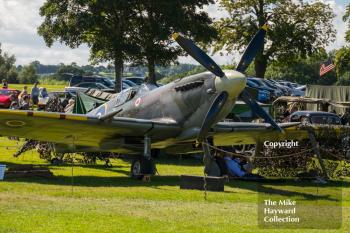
[336,4,350,78]
[265,50,336,85]
[56,63,84,81]
[18,65,38,84]
[334,47,350,77]
[30,60,60,74]
[38,0,139,92]
[214,0,336,78]
[157,64,199,77]
[132,0,217,84]
[336,72,350,86]
[160,66,206,84]
[81,65,96,75]
[0,44,19,83]
[344,3,350,43]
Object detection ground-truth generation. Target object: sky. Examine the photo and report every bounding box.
[0,0,348,66]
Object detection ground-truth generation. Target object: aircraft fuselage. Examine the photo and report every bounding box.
[89,70,246,143]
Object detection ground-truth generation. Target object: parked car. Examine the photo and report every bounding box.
[125,77,145,85]
[246,80,271,103]
[65,82,116,94]
[261,79,287,96]
[267,79,292,96]
[69,74,138,90]
[286,85,304,97]
[276,81,304,96]
[113,80,137,88]
[69,75,115,89]
[293,85,306,96]
[0,89,20,108]
[247,77,281,98]
[289,111,341,125]
[278,81,300,89]
[122,79,137,87]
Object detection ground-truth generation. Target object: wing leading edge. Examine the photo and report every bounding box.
[211,122,307,146]
[0,109,181,150]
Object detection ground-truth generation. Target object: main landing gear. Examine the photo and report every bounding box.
[130,135,156,179]
[202,140,227,177]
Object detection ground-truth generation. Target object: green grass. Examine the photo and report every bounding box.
[8,84,65,92]
[0,138,349,233]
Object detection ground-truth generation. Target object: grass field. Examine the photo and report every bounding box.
[0,138,349,233]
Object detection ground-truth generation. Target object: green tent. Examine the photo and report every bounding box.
[73,91,108,114]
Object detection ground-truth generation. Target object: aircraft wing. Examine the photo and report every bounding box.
[0,109,181,153]
[162,122,311,155]
[210,122,308,146]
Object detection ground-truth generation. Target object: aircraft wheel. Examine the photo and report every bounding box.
[131,157,156,179]
[205,157,228,177]
[50,158,62,166]
[215,157,228,176]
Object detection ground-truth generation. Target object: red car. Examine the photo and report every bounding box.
[0,89,20,108]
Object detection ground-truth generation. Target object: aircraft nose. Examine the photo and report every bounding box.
[214,70,246,98]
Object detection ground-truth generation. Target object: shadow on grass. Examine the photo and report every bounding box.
[226,179,343,202]
[66,164,132,176]
[119,156,203,167]
[5,174,181,188]
[1,160,346,202]
[4,174,346,202]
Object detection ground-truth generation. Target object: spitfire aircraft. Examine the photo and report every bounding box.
[0,24,303,178]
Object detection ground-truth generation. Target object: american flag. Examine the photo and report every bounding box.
[320,59,335,76]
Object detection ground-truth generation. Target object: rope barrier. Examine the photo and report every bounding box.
[319,148,350,163]
[203,170,207,201]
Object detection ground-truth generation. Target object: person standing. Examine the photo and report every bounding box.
[2,79,8,89]
[31,82,40,105]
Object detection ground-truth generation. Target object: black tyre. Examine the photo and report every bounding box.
[205,157,228,177]
[205,160,221,177]
[131,157,156,179]
[50,158,62,166]
[215,157,228,176]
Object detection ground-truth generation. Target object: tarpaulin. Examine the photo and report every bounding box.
[306,85,350,113]
[73,91,107,114]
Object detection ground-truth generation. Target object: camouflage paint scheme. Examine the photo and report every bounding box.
[0,69,302,155]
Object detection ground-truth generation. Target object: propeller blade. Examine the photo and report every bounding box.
[240,90,283,133]
[172,33,225,78]
[236,24,268,73]
[198,92,229,142]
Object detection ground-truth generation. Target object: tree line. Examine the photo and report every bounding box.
[2,1,350,87]
[0,45,38,84]
[0,46,201,84]
[36,0,338,91]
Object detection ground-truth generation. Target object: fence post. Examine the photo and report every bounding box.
[307,128,329,180]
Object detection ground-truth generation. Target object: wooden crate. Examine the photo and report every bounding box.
[5,164,53,179]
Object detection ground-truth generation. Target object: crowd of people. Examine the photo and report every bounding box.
[2,79,48,110]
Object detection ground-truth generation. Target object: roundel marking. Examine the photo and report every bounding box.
[96,105,106,118]
[6,120,26,127]
[135,98,142,107]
